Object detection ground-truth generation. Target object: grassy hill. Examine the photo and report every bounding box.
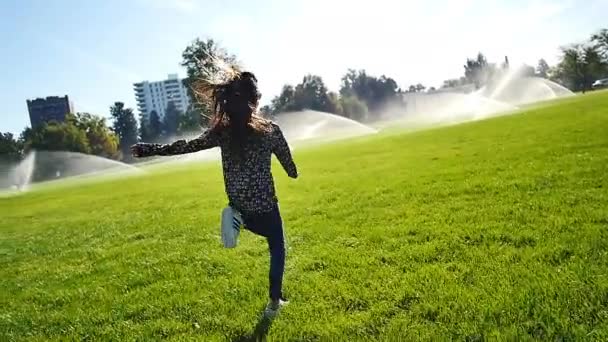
[1,91,607,341]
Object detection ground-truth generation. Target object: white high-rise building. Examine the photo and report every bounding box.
[133,74,190,118]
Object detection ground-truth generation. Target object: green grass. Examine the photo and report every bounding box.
[2,91,608,341]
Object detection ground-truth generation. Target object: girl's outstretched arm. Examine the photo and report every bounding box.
[131,129,219,158]
[271,124,298,178]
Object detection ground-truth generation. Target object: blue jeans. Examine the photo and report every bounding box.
[243,207,285,300]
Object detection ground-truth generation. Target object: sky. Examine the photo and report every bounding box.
[1,0,606,135]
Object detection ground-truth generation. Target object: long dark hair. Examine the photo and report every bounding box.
[191,66,271,155]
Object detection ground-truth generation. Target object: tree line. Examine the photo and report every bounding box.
[451,29,608,93]
[1,98,204,165]
[1,113,119,164]
[2,28,606,165]
[258,70,400,122]
[551,29,608,92]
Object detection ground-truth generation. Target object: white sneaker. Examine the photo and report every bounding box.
[220,206,243,248]
[265,298,288,316]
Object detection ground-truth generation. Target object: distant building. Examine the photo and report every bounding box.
[133,74,190,119]
[26,95,74,129]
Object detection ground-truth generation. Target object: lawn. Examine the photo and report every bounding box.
[1,91,608,341]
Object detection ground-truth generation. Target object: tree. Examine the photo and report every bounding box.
[259,105,273,118]
[442,79,460,88]
[591,28,608,57]
[292,74,335,113]
[181,38,239,126]
[339,69,359,98]
[553,46,584,90]
[162,102,181,138]
[71,113,119,159]
[19,122,92,182]
[536,59,551,78]
[405,84,426,93]
[149,111,162,140]
[266,70,398,121]
[266,75,349,117]
[581,45,608,90]
[327,92,343,116]
[554,44,607,92]
[12,113,120,183]
[138,112,152,142]
[138,110,163,143]
[179,108,202,134]
[110,102,138,161]
[269,85,297,115]
[0,132,23,162]
[340,96,368,121]
[339,69,399,113]
[464,53,494,89]
[19,127,35,151]
[0,132,23,188]
[26,122,90,154]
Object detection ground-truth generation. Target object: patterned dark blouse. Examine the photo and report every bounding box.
[136,122,298,215]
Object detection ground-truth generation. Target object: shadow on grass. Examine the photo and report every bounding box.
[233,307,275,342]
